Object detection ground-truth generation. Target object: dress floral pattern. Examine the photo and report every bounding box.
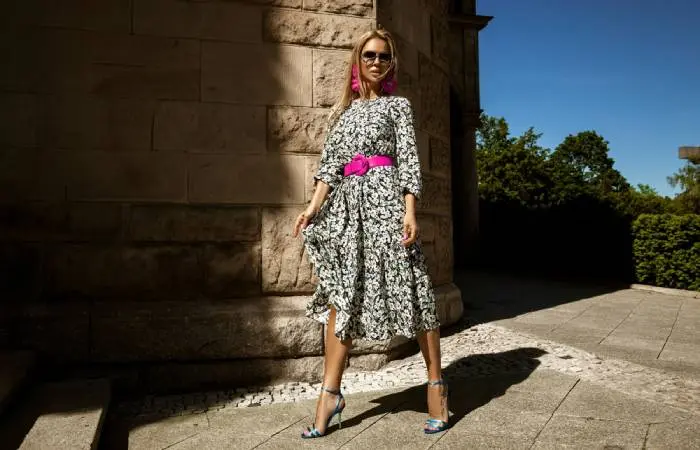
[302,95,440,341]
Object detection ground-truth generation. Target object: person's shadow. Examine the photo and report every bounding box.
[338,347,547,430]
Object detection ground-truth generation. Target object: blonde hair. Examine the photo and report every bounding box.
[327,29,399,127]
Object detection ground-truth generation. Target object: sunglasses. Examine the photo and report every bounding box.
[361,51,392,64]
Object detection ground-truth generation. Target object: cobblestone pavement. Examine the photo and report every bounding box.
[112,320,700,420]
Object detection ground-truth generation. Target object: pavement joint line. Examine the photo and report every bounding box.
[338,399,412,449]
[528,378,580,449]
[161,431,202,450]
[548,297,600,333]
[656,299,684,359]
[642,423,651,450]
[252,415,309,448]
[596,298,644,345]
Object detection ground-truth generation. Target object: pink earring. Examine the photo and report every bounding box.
[381,72,397,94]
[351,64,361,92]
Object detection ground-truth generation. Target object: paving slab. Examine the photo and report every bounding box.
[555,380,690,424]
[0,351,35,415]
[647,418,700,450]
[531,415,647,449]
[0,378,111,450]
[658,341,700,365]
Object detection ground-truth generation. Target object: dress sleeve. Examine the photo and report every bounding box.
[393,97,422,199]
[314,119,345,189]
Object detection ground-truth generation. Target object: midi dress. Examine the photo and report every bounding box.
[302,95,440,342]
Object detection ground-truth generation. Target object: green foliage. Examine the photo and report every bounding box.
[633,214,700,291]
[474,113,689,285]
[476,116,551,206]
[668,160,700,214]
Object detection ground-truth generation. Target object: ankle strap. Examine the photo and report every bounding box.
[427,379,444,386]
[322,386,341,395]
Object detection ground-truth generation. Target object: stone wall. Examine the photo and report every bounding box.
[376,0,460,292]
[0,0,477,392]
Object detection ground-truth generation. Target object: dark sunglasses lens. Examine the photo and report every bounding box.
[362,51,392,63]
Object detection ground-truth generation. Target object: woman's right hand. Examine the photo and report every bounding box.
[292,205,319,238]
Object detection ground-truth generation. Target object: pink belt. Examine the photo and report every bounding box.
[343,154,394,177]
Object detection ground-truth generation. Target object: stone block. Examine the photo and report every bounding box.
[431,15,450,68]
[0,202,123,243]
[421,0,449,16]
[377,0,431,56]
[188,154,306,204]
[448,27,465,89]
[200,243,261,298]
[142,356,324,393]
[268,107,329,154]
[303,0,374,16]
[9,301,90,362]
[415,129,430,171]
[350,335,410,355]
[43,244,203,300]
[430,136,450,175]
[262,208,317,293]
[433,215,453,285]
[419,55,450,139]
[0,202,68,242]
[348,354,389,371]
[420,173,451,213]
[241,0,301,7]
[0,149,67,202]
[134,0,262,42]
[434,283,462,326]
[39,96,157,151]
[7,0,131,32]
[313,49,351,107]
[0,93,37,148]
[264,10,373,48]
[66,202,125,241]
[10,29,198,98]
[305,157,321,202]
[395,37,419,79]
[202,42,312,106]
[417,214,436,243]
[88,32,201,100]
[154,102,266,153]
[130,205,260,242]
[0,243,43,301]
[65,152,187,202]
[91,297,323,362]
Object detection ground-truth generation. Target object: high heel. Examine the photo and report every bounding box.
[301,386,346,439]
[424,379,450,434]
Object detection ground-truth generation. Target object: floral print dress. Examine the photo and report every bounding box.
[302,95,440,341]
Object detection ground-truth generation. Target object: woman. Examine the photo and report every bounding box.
[292,29,448,438]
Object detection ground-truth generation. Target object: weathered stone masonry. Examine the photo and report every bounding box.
[0,0,489,392]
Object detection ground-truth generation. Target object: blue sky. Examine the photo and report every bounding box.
[476,0,699,196]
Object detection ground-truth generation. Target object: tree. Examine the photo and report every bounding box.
[476,115,551,207]
[668,159,700,214]
[550,131,630,196]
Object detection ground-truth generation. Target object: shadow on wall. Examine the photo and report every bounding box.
[0,1,319,395]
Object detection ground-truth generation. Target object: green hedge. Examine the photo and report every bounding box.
[632,214,700,291]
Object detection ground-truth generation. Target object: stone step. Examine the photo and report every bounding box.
[0,351,36,415]
[0,378,111,450]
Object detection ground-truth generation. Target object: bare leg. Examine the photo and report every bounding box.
[313,307,352,433]
[417,328,448,425]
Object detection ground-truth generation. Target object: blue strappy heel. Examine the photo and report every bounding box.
[424,379,450,434]
[301,386,345,439]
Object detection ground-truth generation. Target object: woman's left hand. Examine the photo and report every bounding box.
[402,213,419,247]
